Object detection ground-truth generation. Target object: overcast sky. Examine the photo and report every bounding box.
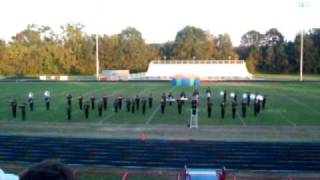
[0,0,319,45]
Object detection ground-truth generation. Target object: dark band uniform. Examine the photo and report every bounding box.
[220,102,226,119]
[10,99,17,118]
[231,100,237,119]
[78,96,83,110]
[84,101,90,119]
[19,103,26,120]
[90,96,96,110]
[207,100,213,118]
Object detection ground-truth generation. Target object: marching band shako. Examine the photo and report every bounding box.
[230,92,235,98]
[44,90,51,97]
[250,93,256,100]
[242,93,247,99]
[220,91,224,96]
[256,94,264,101]
[28,92,34,99]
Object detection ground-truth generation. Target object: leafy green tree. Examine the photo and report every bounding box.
[240,30,264,47]
[172,26,210,59]
[246,46,261,73]
[264,28,284,46]
[214,33,236,60]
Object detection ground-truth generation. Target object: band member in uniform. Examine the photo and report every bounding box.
[126,98,131,112]
[167,92,174,106]
[206,87,212,101]
[84,101,90,119]
[141,97,146,114]
[161,93,167,102]
[90,96,96,110]
[114,99,118,113]
[223,90,227,102]
[28,92,34,112]
[19,103,26,121]
[135,95,140,110]
[256,95,263,114]
[66,94,72,106]
[160,96,166,114]
[207,100,213,118]
[220,102,226,119]
[117,95,123,110]
[231,100,237,119]
[254,99,259,117]
[192,90,199,103]
[191,98,197,115]
[131,98,135,113]
[250,93,256,108]
[177,99,183,115]
[193,89,200,96]
[241,99,247,118]
[148,94,153,108]
[66,105,71,120]
[98,101,103,117]
[78,96,83,110]
[10,99,17,118]
[44,91,51,110]
[102,96,108,110]
[262,95,266,109]
[180,92,186,104]
[234,93,238,102]
[247,92,251,106]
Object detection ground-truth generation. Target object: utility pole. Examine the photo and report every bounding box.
[96,34,99,81]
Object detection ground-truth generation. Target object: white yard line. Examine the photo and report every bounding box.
[145,105,161,125]
[97,113,115,124]
[236,112,247,126]
[96,89,126,124]
[278,110,296,127]
[74,88,124,119]
[267,96,296,127]
[145,86,176,125]
[99,86,154,124]
[276,92,320,115]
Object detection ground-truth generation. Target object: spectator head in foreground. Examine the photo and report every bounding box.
[20,160,77,180]
[0,168,18,180]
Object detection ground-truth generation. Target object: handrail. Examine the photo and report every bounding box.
[151,60,245,64]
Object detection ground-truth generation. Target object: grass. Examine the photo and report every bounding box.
[0,81,319,127]
[254,73,320,81]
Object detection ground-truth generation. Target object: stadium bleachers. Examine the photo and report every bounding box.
[143,60,252,80]
[0,135,319,171]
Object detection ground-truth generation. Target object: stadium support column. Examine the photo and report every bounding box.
[96,34,100,81]
[300,30,303,82]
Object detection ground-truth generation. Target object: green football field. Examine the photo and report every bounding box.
[0,81,319,127]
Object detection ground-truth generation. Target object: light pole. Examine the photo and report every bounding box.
[297,0,310,81]
[96,34,99,81]
[300,30,303,82]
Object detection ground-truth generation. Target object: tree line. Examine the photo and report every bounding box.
[0,24,319,75]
